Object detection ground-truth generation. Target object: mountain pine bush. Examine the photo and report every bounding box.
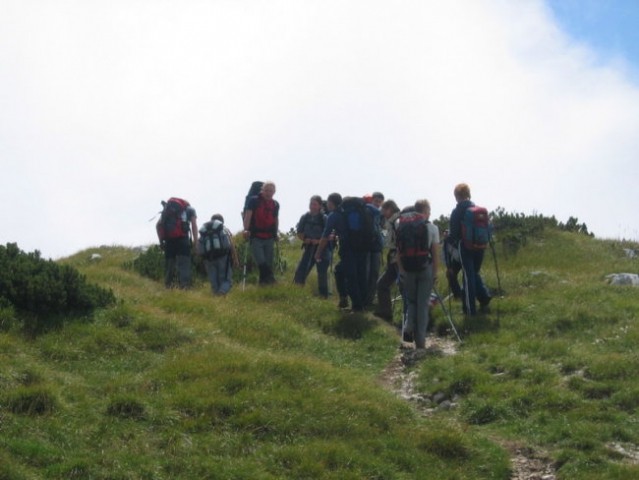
[0,243,115,331]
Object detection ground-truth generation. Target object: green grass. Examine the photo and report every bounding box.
[1,231,638,478]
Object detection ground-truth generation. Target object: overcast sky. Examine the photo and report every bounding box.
[2,0,638,259]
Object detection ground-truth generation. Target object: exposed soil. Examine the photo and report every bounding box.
[378,336,557,480]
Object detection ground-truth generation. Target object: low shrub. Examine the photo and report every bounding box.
[0,243,115,332]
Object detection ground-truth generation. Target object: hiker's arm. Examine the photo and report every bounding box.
[314,237,328,262]
[190,217,198,246]
[156,220,163,243]
[431,242,440,282]
[243,210,252,239]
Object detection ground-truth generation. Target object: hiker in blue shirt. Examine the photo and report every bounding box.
[315,193,368,312]
[293,195,331,298]
[448,183,491,315]
[364,192,385,307]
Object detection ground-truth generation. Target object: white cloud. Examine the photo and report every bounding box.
[1,0,638,258]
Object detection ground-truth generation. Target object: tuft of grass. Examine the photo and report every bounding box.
[5,386,58,416]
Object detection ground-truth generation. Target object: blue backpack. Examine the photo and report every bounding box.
[461,206,491,250]
[339,197,375,252]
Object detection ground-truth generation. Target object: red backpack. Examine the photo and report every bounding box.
[250,195,279,239]
[158,197,190,240]
[396,212,431,272]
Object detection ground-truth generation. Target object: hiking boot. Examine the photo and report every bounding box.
[402,330,414,343]
[338,296,349,309]
[479,296,492,307]
[374,310,393,322]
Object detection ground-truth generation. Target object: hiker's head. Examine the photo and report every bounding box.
[414,199,431,218]
[381,199,400,219]
[454,183,471,202]
[211,214,224,223]
[372,191,385,209]
[309,195,322,214]
[261,181,276,199]
[327,193,342,212]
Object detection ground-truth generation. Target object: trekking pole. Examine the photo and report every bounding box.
[328,249,335,295]
[241,242,249,291]
[433,285,462,343]
[489,239,503,297]
[275,239,285,274]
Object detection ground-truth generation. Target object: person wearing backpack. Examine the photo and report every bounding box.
[374,199,401,322]
[448,183,491,315]
[396,199,440,349]
[198,214,239,295]
[243,181,279,285]
[156,197,198,289]
[364,196,384,307]
[293,195,331,297]
[315,194,370,312]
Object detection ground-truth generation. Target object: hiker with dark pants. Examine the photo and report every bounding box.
[316,194,369,313]
[364,195,384,307]
[198,214,239,295]
[156,197,198,289]
[293,195,330,297]
[397,199,440,349]
[315,194,347,307]
[442,230,463,299]
[243,181,279,285]
[374,199,401,322]
[448,183,491,315]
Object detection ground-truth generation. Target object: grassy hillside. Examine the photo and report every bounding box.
[1,231,638,479]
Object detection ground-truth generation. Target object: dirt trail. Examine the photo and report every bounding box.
[378,336,557,480]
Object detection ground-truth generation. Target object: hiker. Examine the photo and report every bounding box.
[243,181,279,285]
[397,199,439,349]
[293,195,331,297]
[371,191,385,209]
[322,194,349,308]
[156,197,198,289]
[374,199,401,322]
[198,214,239,295]
[315,194,370,313]
[442,229,463,299]
[364,194,384,307]
[448,183,491,315]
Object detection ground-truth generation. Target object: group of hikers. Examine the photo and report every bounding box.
[155,181,492,350]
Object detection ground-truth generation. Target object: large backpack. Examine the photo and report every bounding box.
[396,211,431,272]
[159,197,190,240]
[297,212,326,240]
[243,181,264,216]
[198,220,231,259]
[339,197,375,252]
[461,206,491,250]
[250,195,279,238]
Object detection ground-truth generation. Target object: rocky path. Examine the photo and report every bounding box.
[378,336,557,480]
